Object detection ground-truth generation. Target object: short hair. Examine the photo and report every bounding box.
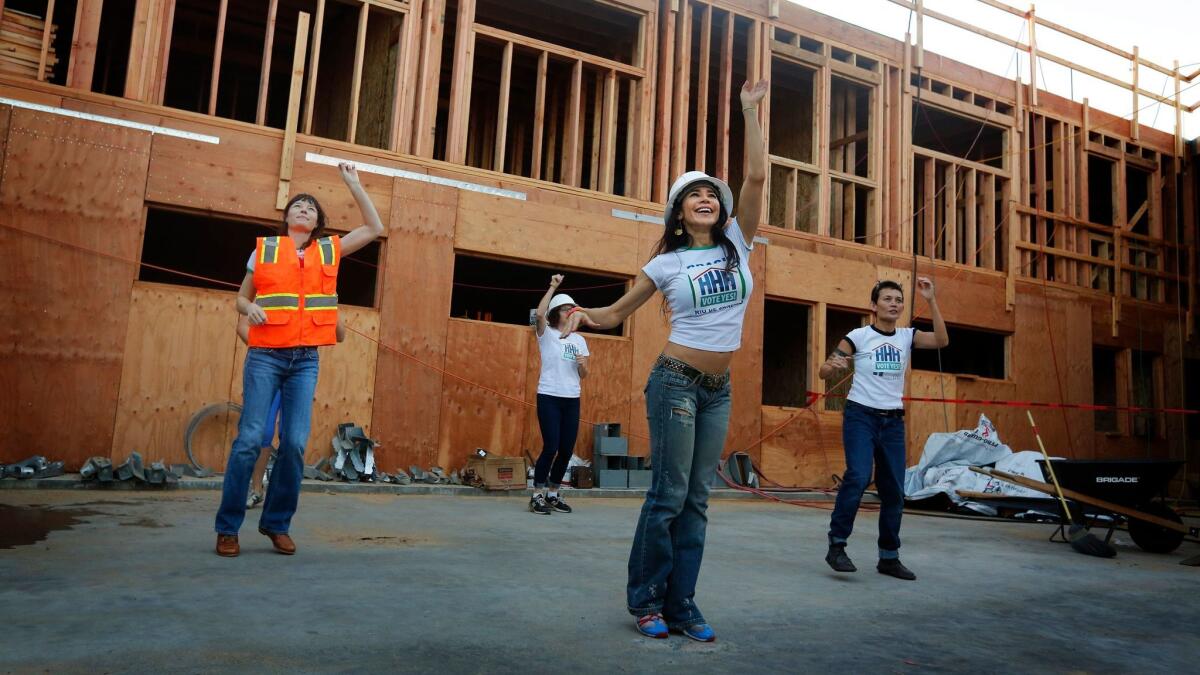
[871,280,904,304]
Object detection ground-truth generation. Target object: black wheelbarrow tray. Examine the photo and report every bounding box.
[967,460,1198,554]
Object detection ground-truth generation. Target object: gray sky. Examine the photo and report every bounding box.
[789,0,1200,139]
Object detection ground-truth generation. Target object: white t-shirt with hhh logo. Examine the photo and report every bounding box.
[536,326,590,398]
[641,219,754,352]
[844,324,917,410]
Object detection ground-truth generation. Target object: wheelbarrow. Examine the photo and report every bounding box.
[970,461,1198,554]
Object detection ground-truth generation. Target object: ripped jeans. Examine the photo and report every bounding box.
[626,362,732,628]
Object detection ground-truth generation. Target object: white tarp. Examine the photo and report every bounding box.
[904,414,1048,515]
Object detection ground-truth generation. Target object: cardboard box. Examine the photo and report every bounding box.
[465,456,527,490]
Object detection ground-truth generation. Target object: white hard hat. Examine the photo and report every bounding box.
[663,170,734,228]
[548,294,577,311]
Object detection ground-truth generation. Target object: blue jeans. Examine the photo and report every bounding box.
[534,394,580,488]
[828,400,907,558]
[627,364,731,628]
[215,347,319,536]
[260,390,283,449]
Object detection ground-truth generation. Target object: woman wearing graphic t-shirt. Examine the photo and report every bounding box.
[559,80,768,642]
[818,278,948,581]
[528,274,590,516]
[213,162,383,558]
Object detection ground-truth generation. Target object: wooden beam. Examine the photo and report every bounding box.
[151,0,175,104]
[494,40,512,172]
[445,0,476,164]
[256,0,278,126]
[36,0,56,82]
[346,2,369,143]
[922,157,935,256]
[1174,60,1183,158]
[531,50,547,180]
[652,0,676,201]
[301,0,324,135]
[785,168,798,229]
[694,3,711,172]
[669,0,691,182]
[715,8,733,179]
[600,68,618,193]
[563,59,583,187]
[981,172,996,269]
[208,0,228,116]
[965,167,977,266]
[589,72,602,189]
[1130,45,1139,141]
[472,25,644,78]
[943,163,957,262]
[276,11,310,209]
[411,0,444,156]
[1026,5,1037,107]
[67,0,104,90]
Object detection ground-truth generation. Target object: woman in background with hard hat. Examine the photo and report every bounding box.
[558,80,768,642]
[529,273,590,516]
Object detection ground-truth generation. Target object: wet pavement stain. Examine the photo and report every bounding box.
[119,517,170,528]
[0,504,103,549]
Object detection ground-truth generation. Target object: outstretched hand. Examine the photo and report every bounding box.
[740,79,768,109]
[550,274,564,289]
[559,308,599,338]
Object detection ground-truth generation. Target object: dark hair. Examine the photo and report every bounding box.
[546,305,569,328]
[279,193,327,249]
[651,185,738,273]
[871,280,904,304]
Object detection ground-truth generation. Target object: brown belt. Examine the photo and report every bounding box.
[655,355,730,390]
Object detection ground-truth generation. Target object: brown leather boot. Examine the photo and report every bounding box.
[259,527,296,555]
[216,534,239,557]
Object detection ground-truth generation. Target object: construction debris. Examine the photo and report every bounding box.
[1,456,65,479]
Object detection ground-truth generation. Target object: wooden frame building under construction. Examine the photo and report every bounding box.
[1,0,1198,496]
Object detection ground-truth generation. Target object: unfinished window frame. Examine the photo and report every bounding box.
[444,0,653,199]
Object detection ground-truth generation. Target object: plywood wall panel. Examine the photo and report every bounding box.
[628,220,673,456]
[145,129,280,222]
[759,407,843,489]
[437,319,529,469]
[370,180,457,472]
[0,109,150,467]
[111,284,240,468]
[906,371,957,466]
[727,239,765,461]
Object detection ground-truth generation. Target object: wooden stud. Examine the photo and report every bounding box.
[1033,114,1047,278]
[922,157,935,257]
[152,0,175,104]
[563,59,583,187]
[785,168,798,229]
[1026,4,1037,107]
[715,10,733,179]
[67,0,105,90]
[301,0,325,135]
[652,0,676,201]
[208,0,228,116]
[494,40,513,173]
[943,163,956,262]
[1174,60,1183,158]
[817,47,832,237]
[625,78,637,195]
[669,0,691,183]
[600,69,618,193]
[347,2,369,143]
[35,0,55,81]
[446,0,477,164]
[393,0,423,153]
[695,3,711,172]
[965,167,977,266]
[1130,45,1139,141]
[276,11,311,209]
[256,0,279,126]
[589,72,602,189]
[411,0,445,156]
[546,90,559,181]
[531,51,548,180]
[981,172,996,269]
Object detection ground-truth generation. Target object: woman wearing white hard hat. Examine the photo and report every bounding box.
[530,274,590,516]
[559,80,768,642]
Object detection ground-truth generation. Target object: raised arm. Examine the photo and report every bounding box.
[336,162,385,257]
[535,274,564,336]
[912,277,949,349]
[558,272,658,337]
[735,80,769,243]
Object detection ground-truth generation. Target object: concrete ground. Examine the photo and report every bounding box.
[1,489,1197,674]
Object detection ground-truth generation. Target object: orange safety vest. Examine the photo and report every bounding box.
[248,234,341,348]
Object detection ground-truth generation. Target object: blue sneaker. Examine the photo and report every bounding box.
[679,623,716,642]
[635,613,668,639]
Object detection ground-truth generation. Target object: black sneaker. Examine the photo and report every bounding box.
[546,495,572,513]
[529,494,551,515]
[876,558,916,580]
[825,544,857,572]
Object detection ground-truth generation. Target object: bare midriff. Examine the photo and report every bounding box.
[661,342,734,375]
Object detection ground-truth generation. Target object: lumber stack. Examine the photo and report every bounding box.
[0,8,57,80]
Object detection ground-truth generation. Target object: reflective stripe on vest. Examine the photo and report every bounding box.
[260,236,281,265]
[317,237,337,266]
[256,292,300,310]
[305,293,338,310]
